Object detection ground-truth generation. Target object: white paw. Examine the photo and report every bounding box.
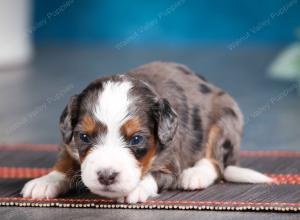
[125,185,150,203]
[116,197,125,203]
[21,171,69,199]
[180,159,218,190]
[124,174,158,204]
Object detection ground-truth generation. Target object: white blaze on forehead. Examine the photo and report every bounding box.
[93,80,133,144]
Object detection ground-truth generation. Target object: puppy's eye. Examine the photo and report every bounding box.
[79,133,90,143]
[129,135,144,146]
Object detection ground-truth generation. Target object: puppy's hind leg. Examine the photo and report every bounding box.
[181,122,272,187]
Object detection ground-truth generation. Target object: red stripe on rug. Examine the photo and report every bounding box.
[0,197,299,207]
[1,167,300,185]
[240,150,300,158]
[0,167,51,178]
[269,174,300,185]
[0,144,59,152]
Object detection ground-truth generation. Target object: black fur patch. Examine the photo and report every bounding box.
[223,107,237,118]
[176,65,191,75]
[196,73,207,82]
[217,91,225,96]
[223,140,234,166]
[175,65,207,82]
[199,83,212,94]
[191,106,203,151]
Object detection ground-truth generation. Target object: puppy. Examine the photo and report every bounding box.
[22,61,272,203]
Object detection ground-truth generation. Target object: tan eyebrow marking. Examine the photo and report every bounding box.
[82,116,97,134]
[81,115,107,135]
[121,117,141,138]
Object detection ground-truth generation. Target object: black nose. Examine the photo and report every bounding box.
[97,169,119,186]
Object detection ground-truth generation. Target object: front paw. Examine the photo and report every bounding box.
[124,174,158,204]
[21,171,69,199]
[125,185,150,203]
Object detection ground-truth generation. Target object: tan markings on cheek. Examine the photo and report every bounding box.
[139,136,157,177]
[121,117,141,138]
[79,148,93,163]
[53,149,79,178]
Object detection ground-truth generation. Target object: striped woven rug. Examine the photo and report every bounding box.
[0,144,300,212]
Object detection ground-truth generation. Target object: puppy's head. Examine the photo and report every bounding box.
[59,75,177,198]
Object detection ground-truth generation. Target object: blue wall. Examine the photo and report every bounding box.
[33,0,300,44]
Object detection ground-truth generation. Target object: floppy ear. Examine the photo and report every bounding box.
[156,98,178,146]
[59,95,79,144]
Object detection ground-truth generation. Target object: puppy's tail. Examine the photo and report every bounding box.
[224,166,273,183]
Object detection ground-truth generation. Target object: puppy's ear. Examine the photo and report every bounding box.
[156,98,178,146]
[59,95,79,144]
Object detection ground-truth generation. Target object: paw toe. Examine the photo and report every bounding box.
[180,168,213,190]
[125,187,148,204]
[31,183,47,199]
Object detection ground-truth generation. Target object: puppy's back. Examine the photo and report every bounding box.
[128,61,243,168]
